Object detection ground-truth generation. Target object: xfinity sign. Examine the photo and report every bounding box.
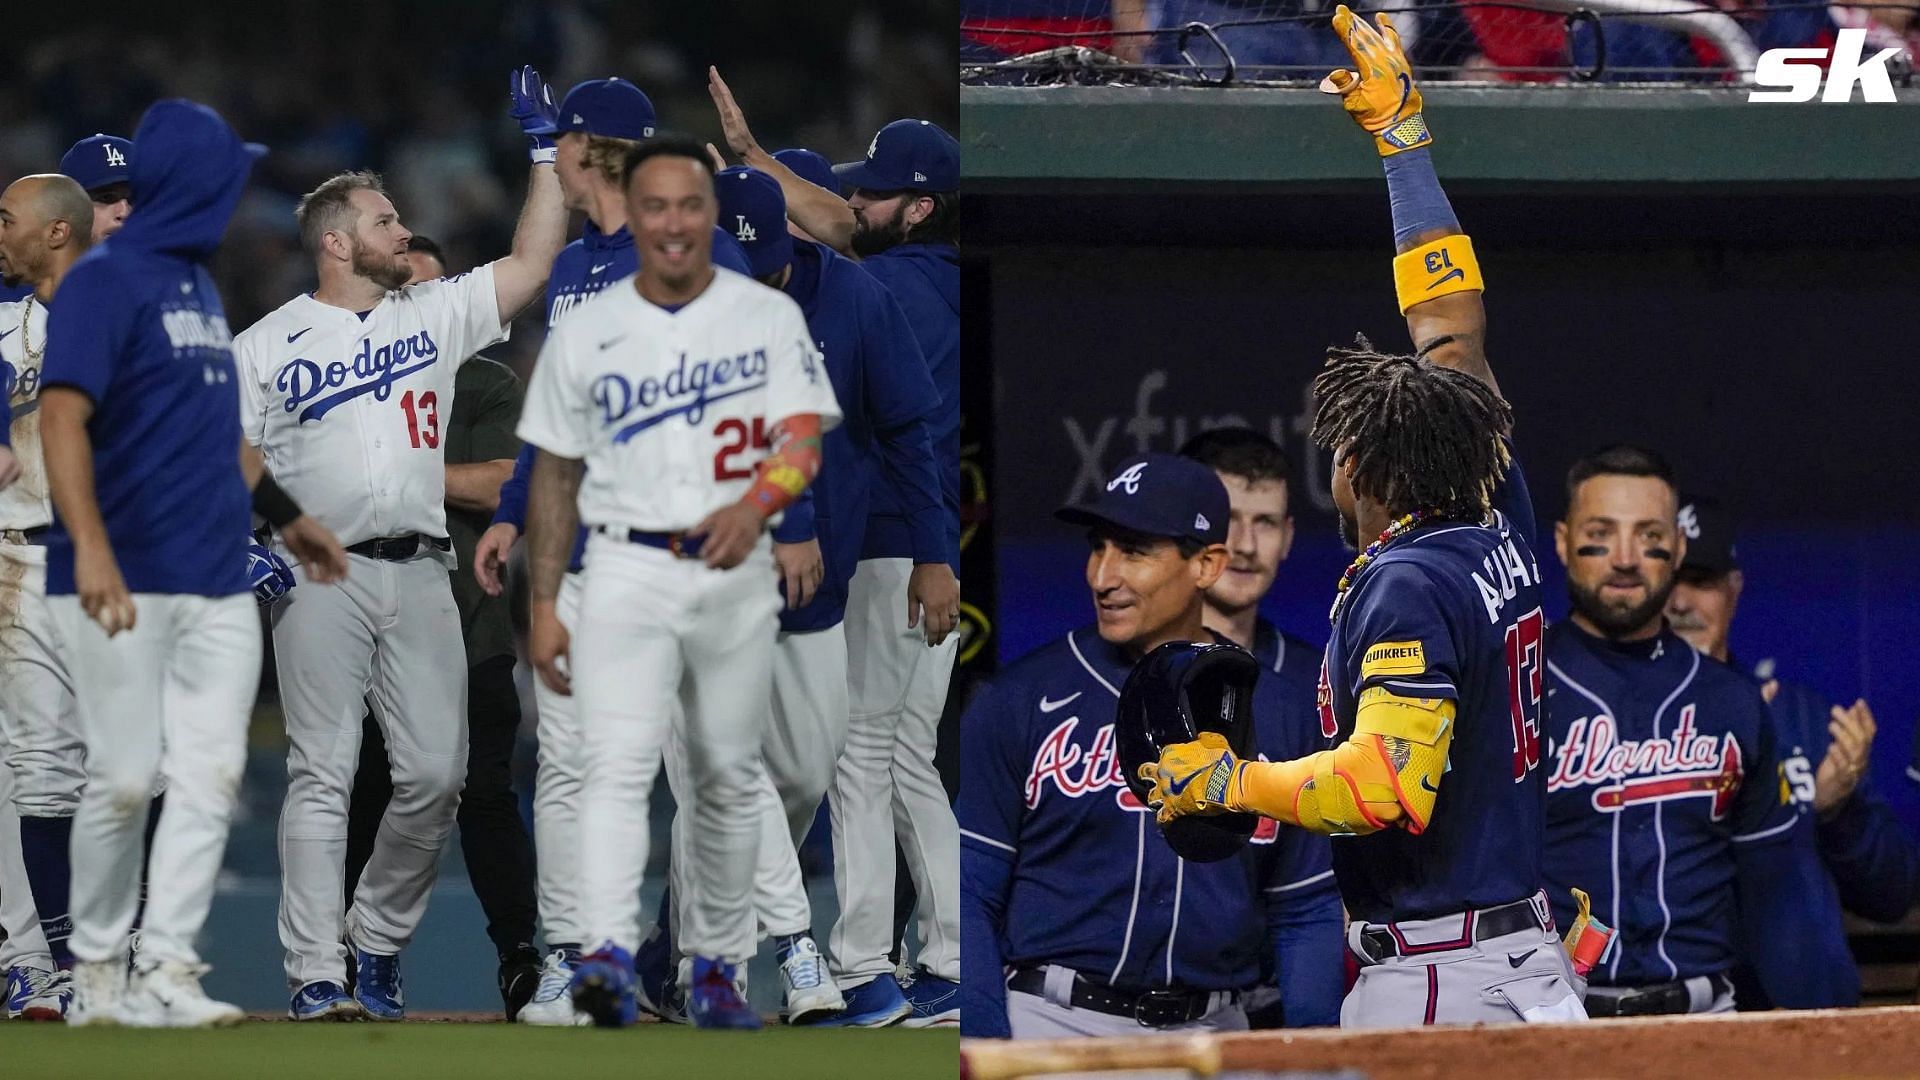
[1749,29,1902,102]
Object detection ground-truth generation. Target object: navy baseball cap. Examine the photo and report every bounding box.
[555,78,657,142]
[834,119,958,193]
[715,167,794,279]
[774,148,841,197]
[1056,454,1230,548]
[1677,495,1738,576]
[59,134,133,192]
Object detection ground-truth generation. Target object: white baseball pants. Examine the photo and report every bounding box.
[574,534,776,963]
[271,552,467,987]
[52,593,257,967]
[0,544,84,818]
[0,763,52,972]
[829,558,960,986]
[530,570,587,949]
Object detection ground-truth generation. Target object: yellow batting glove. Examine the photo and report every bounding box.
[1321,5,1431,157]
[1137,732,1243,825]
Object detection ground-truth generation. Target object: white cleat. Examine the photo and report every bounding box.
[517,951,592,1027]
[778,936,846,1026]
[121,960,244,1028]
[68,960,128,1027]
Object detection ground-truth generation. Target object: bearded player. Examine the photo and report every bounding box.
[1141,7,1585,1027]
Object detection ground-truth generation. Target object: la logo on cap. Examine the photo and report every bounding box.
[1108,461,1148,495]
[105,145,127,167]
[734,214,757,243]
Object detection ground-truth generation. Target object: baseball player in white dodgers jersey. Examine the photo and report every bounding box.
[37,99,341,1028]
[516,135,840,1030]
[232,66,568,1022]
[0,170,101,1023]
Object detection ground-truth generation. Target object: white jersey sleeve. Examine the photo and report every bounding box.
[406,261,508,369]
[516,320,592,459]
[762,297,841,435]
[233,325,270,447]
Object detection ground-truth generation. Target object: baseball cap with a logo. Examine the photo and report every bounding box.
[555,78,658,142]
[1056,453,1230,548]
[833,119,958,194]
[1676,494,1738,577]
[773,148,842,197]
[60,134,133,193]
[714,166,794,279]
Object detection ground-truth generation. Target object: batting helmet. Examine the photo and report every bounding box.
[1116,640,1263,863]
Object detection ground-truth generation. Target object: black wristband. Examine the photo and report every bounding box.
[253,476,304,528]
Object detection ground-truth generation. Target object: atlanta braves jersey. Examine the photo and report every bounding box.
[1319,448,1548,924]
[0,296,51,530]
[1251,617,1322,689]
[515,269,840,530]
[233,264,506,549]
[1542,622,1799,990]
[960,627,1344,1039]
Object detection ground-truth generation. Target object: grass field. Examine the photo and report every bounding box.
[0,1022,960,1079]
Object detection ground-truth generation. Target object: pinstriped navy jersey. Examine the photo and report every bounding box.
[959,627,1339,1005]
[1542,623,1796,987]
[1321,451,1548,923]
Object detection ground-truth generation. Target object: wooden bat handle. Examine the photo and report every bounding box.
[961,1035,1223,1080]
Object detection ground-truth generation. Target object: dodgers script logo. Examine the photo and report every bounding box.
[1546,705,1744,820]
[278,331,439,423]
[593,348,769,445]
[1026,715,1280,841]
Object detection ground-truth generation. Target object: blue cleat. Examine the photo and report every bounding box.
[570,943,637,1028]
[814,973,912,1028]
[686,956,761,1030]
[7,965,71,1022]
[898,970,960,1028]
[289,979,365,1021]
[632,926,687,1025]
[350,947,406,1021]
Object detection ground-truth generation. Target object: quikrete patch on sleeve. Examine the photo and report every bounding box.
[1362,641,1426,678]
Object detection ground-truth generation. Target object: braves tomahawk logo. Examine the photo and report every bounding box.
[1547,704,1743,819]
[1026,715,1279,841]
[278,330,439,423]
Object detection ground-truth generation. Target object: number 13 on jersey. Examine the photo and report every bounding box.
[1506,607,1544,781]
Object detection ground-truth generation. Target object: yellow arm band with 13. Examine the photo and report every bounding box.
[1229,687,1455,836]
[1393,234,1483,315]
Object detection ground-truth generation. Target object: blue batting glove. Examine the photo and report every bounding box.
[247,543,296,607]
[510,64,559,163]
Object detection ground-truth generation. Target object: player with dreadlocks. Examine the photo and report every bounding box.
[1141,6,1590,1028]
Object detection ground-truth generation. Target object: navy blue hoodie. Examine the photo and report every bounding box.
[40,99,257,596]
[857,241,959,571]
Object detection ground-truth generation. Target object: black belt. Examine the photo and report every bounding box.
[597,526,704,560]
[1583,973,1732,1018]
[1354,896,1547,964]
[345,534,451,561]
[0,525,49,545]
[1005,967,1227,1028]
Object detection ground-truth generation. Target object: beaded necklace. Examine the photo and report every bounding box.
[1328,508,1429,624]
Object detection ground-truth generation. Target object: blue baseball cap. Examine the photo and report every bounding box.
[834,119,958,193]
[774,148,841,197]
[59,134,134,192]
[1056,454,1230,547]
[715,167,794,279]
[555,78,657,142]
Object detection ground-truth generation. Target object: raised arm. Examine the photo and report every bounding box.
[492,66,572,323]
[1322,6,1496,397]
[708,67,857,253]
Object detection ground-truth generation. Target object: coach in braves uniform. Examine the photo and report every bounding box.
[1664,495,1920,1007]
[234,66,568,1021]
[960,454,1341,1038]
[468,75,753,1028]
[1543,446,1805,1015]
[40,99,343,1026]
[517,135,840,1029]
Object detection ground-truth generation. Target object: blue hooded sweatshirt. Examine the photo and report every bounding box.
[40,99,258,597]
[857,241,959,571]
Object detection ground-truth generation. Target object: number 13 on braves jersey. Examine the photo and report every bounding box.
[515,269,841,531]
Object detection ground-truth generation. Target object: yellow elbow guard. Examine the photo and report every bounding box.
[1393,234,1483,315]
[1231,688,1455,836]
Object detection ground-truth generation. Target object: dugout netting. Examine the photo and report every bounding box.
[960,0,1920,86]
